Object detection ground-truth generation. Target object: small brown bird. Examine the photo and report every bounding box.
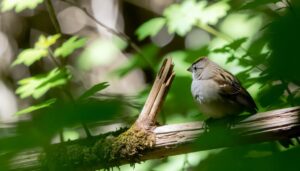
[187,57,257,119]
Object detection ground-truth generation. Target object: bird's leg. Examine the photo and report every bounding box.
[224,115,238,129]
[202,117,214,132]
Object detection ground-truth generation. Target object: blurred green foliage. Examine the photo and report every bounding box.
[16,68,71,99]
[1,0,300,170]
[16,98,57,115]
[135,18,166,41]
[12,34,60,66]
[1,0,44,12]
[54,36,87,58]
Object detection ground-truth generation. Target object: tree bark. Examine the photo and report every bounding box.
[8,106,300,170]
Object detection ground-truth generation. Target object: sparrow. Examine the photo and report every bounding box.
[187,57,257,119]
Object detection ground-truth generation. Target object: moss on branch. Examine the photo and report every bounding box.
[40,124,155,170]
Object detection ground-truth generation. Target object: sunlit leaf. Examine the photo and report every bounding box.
[16,68,71,99]
[35,34,60,49]
[54,36,87,58]
[78,82,109,100]
[12,49,48,66]
[163,0,206,36]
[16,98,57,115]
[135,17,166,40]
[199,1,230,25]
[163,0,229,36]
[1,0,43,12]
[12,34,60,66]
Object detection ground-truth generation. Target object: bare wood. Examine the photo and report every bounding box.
[138,106,300,160]
[136,58,174,129]
[9,106,300,170]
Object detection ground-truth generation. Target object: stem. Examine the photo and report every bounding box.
[48,49,92,138]
[45,0,62,33]
[45,0,93,139]
[48,49,63,68]
[197,22,232,42]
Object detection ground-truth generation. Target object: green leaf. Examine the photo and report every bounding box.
[16,68,71,99]
[227,37,248,50]
[199,1,230,25]
[1,0,44,12]
[12,34,60,67]
[35,34,60,49]
[12,48,48,66]
[163,0,230,36]
[163,0,206,36]
[16,98,56,115]
[213,38,247,53]
[54,36,87,58]
[135,18,166,40]
[78,82,109,100]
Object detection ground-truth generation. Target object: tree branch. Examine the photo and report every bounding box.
[8,106,300,170]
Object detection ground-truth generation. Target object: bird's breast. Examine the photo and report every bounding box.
[191,79,242,118]
[191,79,220,103]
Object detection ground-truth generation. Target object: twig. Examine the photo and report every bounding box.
[47,49,92,138]
[60,0,156,71]
[44,0,93,138]
[45,0,62,33]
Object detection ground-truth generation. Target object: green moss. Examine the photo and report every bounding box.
[103,124,155,165]
[40,125,155,170]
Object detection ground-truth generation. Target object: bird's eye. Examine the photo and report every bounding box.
[193,66,197,70]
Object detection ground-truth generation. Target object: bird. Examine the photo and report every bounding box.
[187,57,257,119]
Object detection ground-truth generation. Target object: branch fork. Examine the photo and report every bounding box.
[104,58,175,165]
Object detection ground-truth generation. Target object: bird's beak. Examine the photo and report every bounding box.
[187,66,192,72]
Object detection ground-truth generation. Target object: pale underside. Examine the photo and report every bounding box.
[191,79,243,118]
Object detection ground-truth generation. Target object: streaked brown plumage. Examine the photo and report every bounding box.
[187,57,257,118]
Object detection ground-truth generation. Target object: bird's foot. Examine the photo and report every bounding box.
[202,118,214,132]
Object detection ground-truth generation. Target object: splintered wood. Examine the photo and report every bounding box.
[136,58,175,129]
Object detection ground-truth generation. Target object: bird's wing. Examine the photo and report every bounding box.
[214,70,257,113]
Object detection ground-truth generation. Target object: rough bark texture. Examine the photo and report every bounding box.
[8,107,300,170]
